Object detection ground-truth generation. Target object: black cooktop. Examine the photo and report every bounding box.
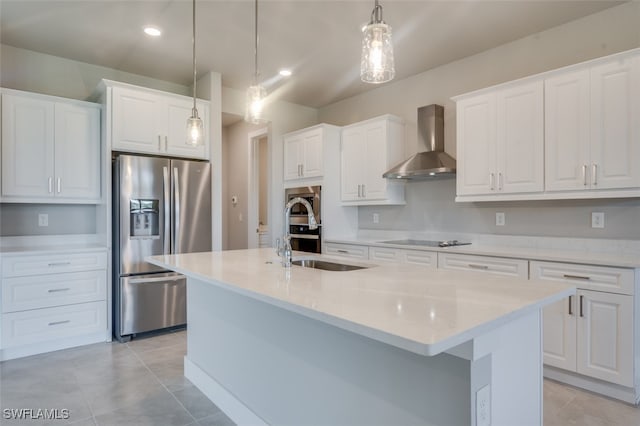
[378,239,471,248]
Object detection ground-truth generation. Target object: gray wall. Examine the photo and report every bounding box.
[358,179,640,240]
[319,2,640,240]
[222,120,265,250]
[0,204,96,236]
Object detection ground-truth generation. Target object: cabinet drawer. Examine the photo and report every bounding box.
[1,301,106,348]
[438,253,528,278]
[401,250,437,268]
[2,270,106,313]
[530,261,634,295]
[2,251,107,277]
[323,243,369,260]
[369,246,400,263]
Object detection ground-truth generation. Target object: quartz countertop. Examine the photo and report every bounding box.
[147,248,574,356]
[325,236,640,268]
[0,244,107,255]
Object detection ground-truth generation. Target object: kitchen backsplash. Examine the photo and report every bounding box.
[358,179,640,240]
[0,204,97,236]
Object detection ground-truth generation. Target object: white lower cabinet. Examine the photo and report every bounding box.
[437,252,529,278]
[369,246,437,268]
[0,249,108,360]
[323,242,369,260]
[531,260,635,388]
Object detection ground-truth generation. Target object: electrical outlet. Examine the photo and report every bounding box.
[591,212,605,229]
[476,384,491,426]
[372,213,379,224]
[38,214,48,227]
[495,212,505,226]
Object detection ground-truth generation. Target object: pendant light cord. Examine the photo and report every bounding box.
[370,0,383,24]
[192,0,197,114]
[253,0,259,85]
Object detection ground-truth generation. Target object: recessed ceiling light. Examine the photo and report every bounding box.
[279,69,292,77]
[144,26,162,37]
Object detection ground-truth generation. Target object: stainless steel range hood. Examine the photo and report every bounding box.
[383,104,456,180]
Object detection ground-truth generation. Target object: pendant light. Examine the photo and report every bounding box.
[360,0,395,84]
[186,0,204,146]
[245,0,267,124]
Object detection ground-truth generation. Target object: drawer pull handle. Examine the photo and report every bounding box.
[563,274,590,281]
[48,288,70,293]
[48,320,70,326]
[568,295,573,316]
[579,295,584,318]
[48,262,72,267]
[468,264,489,270]
[337,249,349,254]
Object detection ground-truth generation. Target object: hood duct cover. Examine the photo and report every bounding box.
[383,104,456,180]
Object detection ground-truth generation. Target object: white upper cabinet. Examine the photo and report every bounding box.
[456,80,543,197]
[546,55,640,192]
[455,48,640,201]
[455,93,496,195]
[283,126,323,181]
[1,90,101,203]
[110,83,209,160]
[589,55,640,190]
[340,115,405,205]
[545,69,591,191]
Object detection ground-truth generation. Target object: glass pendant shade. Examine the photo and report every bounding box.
[245,84,267,124]
[361,22,395,84]
[186,0,204,146]
[186,112,204,146]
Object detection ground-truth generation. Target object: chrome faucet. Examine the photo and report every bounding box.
[278,197,318,267]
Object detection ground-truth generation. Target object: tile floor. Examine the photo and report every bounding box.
[1,329,640,425]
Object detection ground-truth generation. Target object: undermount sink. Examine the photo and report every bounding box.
[291,259,368,272]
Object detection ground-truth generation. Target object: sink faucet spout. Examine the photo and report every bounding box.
[281,197,318,267]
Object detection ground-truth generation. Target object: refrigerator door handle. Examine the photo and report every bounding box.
[173,167,180,254]
[163,166,170,255]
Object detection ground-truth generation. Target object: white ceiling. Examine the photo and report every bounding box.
[0,0,624,108]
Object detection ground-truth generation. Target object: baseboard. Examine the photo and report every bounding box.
[544,366,639,405]
[184,356,268,426]
[0,332,107,361]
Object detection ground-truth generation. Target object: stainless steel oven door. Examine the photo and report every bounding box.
[120,272,186,336]
[285,186,321,225]
[290,233,321,253]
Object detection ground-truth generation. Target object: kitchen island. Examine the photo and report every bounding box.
[148,248,574,426]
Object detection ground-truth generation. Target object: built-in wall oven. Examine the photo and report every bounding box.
[285,186,321,253]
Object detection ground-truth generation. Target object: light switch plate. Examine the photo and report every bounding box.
[38,214,48,227]
[591,212,604,229]
[495,212,505,226]
[476,384,491,426]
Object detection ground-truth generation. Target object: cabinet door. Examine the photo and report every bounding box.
[166,98,208,159]
[362,122,388,200]
[456,93,496,196]
[545,69,591,191]
[496,81,544,194]
[111,87,161,154]
[341,126,364,201]
[590,56,640,190]
[301,129,323,178]
[1,94,55,197]
[542,297,577,371]
[284,135,304,180]
[577,290,634,387]
[54,103,101,200]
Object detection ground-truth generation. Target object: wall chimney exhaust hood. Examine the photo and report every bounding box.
[383,104,456,180]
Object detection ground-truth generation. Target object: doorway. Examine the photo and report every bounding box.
[248,128,270,249]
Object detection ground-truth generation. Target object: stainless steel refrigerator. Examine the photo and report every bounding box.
[113,154,211,342]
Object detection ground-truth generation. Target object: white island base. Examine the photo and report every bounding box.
[184,276,543,426]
